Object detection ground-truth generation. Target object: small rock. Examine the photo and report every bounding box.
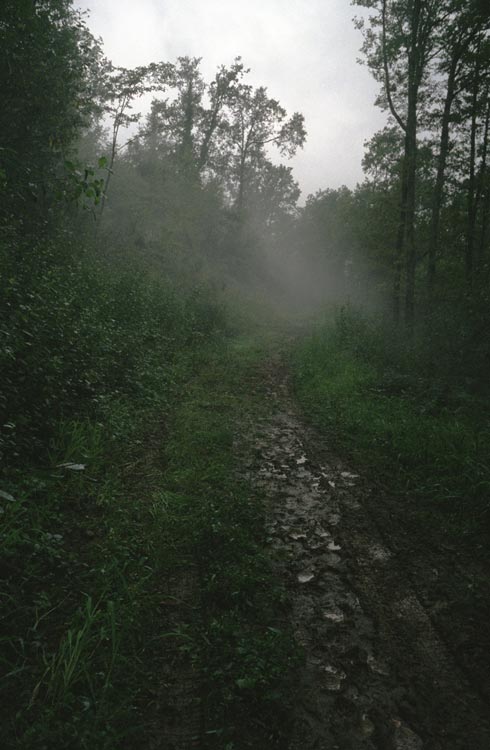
[323,609,345,624]
[392,721,423,750]
[368,544,391,562]
[315,528,330,538]
[325,552,342,568]
[297,571,315,584]
[367,652,390,676]
[322,665,347,691]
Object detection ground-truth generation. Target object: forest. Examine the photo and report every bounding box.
[1,1,490,748]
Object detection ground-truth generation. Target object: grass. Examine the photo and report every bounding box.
[156,335,298,748]
[1,331,297,749]
[291,307,490,542]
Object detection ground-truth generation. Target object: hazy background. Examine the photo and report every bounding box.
[76,0,386,199]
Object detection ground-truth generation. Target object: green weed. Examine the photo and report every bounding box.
[292,307,490,540]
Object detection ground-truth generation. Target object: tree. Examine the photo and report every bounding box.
[426,4,488,298]
[140,57,245,178]
[226,84,306,210]
[0,0,101,229]
[97,61,172,217]
[355,0,441,326]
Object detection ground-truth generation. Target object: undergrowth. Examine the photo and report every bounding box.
[292,307,490,542]
[1,270,296,749]
[158,337,297,748]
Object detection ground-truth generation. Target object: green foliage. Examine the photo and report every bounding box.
[156,342,298,748]
[0,335,296,749]
[0,0,103,225]
[293,307,490,539]
[62,159,106,209]
[0,228,222,464]
[0,295,224,749]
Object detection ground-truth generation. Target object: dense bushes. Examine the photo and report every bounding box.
[0,221,231,747]
[0,229,224,465]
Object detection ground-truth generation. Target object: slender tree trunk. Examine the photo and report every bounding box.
[404,102,418,330]
[98,118,119,223]
[237,153,246,212]
[478,105,490,272]
[393,155,409,325]
[404,0,422,331]
[382,0,423,329]
[198,107,219,172]
[180,79,195,170]
[474,97,490,272]
[479,180,490,272]
[466,47,481,286]
[427,53,459,303]
[382,0,407,325]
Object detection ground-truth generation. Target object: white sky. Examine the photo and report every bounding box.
[76,0,387,200]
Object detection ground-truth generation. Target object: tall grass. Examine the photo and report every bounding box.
[292,307,490,539]
[0,231,227,747]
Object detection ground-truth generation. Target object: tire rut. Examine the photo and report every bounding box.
[241,360,490,750]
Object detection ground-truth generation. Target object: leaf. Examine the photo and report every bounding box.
[98,156,108,169]
[235,677,256,689]
[57,463,86,471]
[0,490,15,502]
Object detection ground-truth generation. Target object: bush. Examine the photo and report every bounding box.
[0,229,224,465]
[293,306,490,537]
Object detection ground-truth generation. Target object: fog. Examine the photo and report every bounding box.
[5,4,490,745]
[77,0,386,199]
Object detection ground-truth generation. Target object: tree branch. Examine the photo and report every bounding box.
[382,0,407,132]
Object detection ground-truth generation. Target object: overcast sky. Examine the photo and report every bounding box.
[76,0,387,200]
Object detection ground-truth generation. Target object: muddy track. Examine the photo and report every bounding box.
[242,360,490,750]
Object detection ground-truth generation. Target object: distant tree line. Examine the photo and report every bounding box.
[0,0,308,463]
[293,0,490,394]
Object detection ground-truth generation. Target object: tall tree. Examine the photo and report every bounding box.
[355,0,441,327]
[140,57,245,178]
[226,84,306,210]
[0,0,100,228]
[426,4,487,299]
[98,61,171,216]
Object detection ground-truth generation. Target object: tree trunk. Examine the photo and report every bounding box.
[466,46,481,286]
[427,51,459,303]
[237,153,246,212]
[404,0,422,332]
[475,96,490,272]
[478,179,490,272]
[393,154,409,325]
[180,79,195,170]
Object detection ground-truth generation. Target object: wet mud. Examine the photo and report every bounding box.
[241,361,490,750]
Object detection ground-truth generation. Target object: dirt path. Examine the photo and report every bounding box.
[241,359,490,750]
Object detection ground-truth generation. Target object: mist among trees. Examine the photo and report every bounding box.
[1,1,490,748]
